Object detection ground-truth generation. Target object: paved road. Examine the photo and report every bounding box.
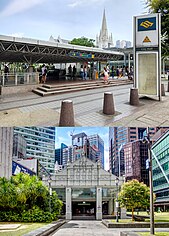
[0,82,169,126]
[51,220,169,236]
[52,221,125,236]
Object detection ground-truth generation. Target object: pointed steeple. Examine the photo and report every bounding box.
[101,8,108,38]
[96,9,113,48]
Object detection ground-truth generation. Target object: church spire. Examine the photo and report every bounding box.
[101,8,108,38]
[96,9,113,48]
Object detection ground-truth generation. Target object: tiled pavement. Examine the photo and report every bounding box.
[0,82,169,127]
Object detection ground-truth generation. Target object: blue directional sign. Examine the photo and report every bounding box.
[68,52,94,58]
[138,17,156,31]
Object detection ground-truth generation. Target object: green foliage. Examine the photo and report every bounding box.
[0,173,63,223]
[145,0,169,56]
[70,37,95,47]
[118,179,152,220]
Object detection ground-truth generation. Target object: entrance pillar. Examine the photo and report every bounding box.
[96,187,102,220]
[108,198,113,215]
[66,187,72,220]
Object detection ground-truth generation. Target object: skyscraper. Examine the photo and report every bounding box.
[152,130,169,211]
[87,134,104,169]
[14,127,55,173]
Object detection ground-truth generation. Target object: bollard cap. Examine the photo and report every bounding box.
[104,92,112,95]
[62,100,72,103]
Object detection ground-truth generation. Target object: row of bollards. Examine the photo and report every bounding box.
[59,84,167,126]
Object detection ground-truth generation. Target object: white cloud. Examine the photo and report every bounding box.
[0,0,46,17]
[68,0,107,7]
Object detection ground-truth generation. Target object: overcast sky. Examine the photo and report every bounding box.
[55,127,109,170]
[0,0,147,44]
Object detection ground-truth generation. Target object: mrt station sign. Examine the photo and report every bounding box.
[133,14,161,100]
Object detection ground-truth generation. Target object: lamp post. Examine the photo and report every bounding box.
[48,176,52,213]
[143,130,155,235]
[115,177,119,223]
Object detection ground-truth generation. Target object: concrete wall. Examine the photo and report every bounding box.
[0,84,39,96]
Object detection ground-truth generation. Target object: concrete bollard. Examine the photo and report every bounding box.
[59,100,75,126]
[103,92,115,115]
[129,88,139,106]
[161,84,165,96]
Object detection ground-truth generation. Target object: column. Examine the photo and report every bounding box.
[108,198,113,215]
[66,187,72,220]
[128,53,131,71]
[96,187,102,220]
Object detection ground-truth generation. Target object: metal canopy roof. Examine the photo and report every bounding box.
[0,35,124,64]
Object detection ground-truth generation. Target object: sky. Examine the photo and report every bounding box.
[55,127,109,170]
[0,0,148,44]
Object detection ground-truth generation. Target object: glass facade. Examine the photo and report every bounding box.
[152,131,169,208]
[14,127,55,173]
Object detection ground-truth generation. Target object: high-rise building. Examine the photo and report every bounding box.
[152,130,169,211]
[0,127,13,179]
[13,133,27,159]
[109,127,157,176]
[96,9,113,48]
[87,134,104,169]
[55,143,68,166]
[13,127,55,173]
[123,140,149,186]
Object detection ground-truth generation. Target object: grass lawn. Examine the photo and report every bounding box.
[0,223,47,236]
[139,233,169,236]
[127,212,169,222]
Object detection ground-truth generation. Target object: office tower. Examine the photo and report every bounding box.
[123,140,149,186]
[14,127,55,173]
[0,127,13,179]
[151,130,169,211]
[13,133,27,159]
[109,127,157,176]
[55,143,68,166]
[87,134,104,169]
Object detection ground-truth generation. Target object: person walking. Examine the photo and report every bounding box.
[4,64,9,84]
[103,67,109,84]
[83,65,87,80]
[41,64,47,83]
[73,65,76,79]
[80,65,84,80]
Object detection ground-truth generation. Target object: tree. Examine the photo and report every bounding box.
[145,0,169,57]
[70,37,95,47]
[118,179,152,221]
[0,173,63,222]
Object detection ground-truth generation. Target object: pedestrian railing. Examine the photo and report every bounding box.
[0,72,39,87]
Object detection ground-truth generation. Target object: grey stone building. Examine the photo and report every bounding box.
[43,155,124,220]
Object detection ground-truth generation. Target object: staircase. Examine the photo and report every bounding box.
[32,79,133,96]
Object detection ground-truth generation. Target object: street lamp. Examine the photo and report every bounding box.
[48,176,52,213]
[115,177,119,223]
[143,130,155,235]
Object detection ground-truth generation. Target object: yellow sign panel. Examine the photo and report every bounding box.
[140,20,154,29]
[143,36,151,43]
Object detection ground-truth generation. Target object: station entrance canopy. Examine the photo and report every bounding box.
[0,35,124,64]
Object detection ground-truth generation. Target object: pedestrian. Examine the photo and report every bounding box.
[73,65,76,79]
[68,65,72,79]
[83,65,87,80]
[111,65,115,78]
[80,65,84,80]
[103,67,109,84]
[4,64,9,84]
[41,64,47,83]
[116,66,119,79]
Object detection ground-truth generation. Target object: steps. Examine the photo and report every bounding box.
[32,79,133,96]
